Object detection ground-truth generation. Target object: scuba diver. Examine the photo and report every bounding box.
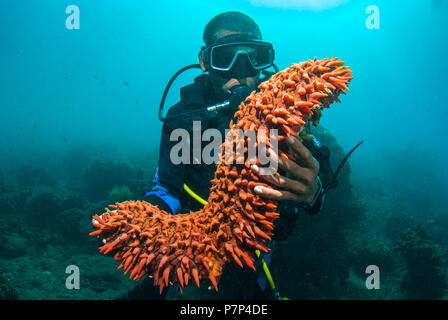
[117,11,356,300]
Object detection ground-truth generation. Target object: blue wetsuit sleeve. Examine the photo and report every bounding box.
[145,168,182,214]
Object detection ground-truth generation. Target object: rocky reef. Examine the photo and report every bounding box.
[397,225,446,299]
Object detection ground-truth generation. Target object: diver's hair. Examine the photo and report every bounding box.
[203,11,262,46]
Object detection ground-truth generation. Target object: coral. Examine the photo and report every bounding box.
[397,225,446,299]
[90,58,353,293]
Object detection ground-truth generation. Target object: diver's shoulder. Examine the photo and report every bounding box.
[162,101,187,129]
[165,101,185,116]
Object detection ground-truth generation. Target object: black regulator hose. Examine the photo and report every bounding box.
[159,64,201,122]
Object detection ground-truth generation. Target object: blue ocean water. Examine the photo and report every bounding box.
[2,0,446,202]
[0,0,447,300]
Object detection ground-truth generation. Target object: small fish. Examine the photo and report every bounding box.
[24,148,28,152]
[136,99,139,104]
[123,81,128,86]
[94,75,99,79]
[33,125,37,129]
[64,76,69,80]
[100,80,105,84]
[60,136,68,143]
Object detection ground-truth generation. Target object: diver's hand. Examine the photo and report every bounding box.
[222,78,241,94]
[91,212,110,227]
[251,136,320,206]
[91,211,114,243]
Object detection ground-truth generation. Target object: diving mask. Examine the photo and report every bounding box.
[201,34,275,73]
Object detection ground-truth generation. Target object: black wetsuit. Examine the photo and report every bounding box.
[119,74,330,300]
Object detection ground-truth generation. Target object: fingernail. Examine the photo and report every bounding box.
[254,186,264,194]
[287,136,295,144]
[251,164,259,173]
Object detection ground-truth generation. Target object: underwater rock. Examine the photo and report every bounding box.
[62,192,89,211]
[397,225,446,299]
[15,165,57,189]
[352,239,394,276]
[383,210,417,241]
[0,273,19,300]
[24,187,64,227]
[57,208,90,245]
[22,188,92,249]
[0,191,25,216]
[423,215,448,245]
[84,268,123,293]
[107,185,133,203]
[0,222,27,259]
[313,126,363,230]
[82,160,137,201]
[0,232,28,259]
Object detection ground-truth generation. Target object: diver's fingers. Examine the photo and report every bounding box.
[285,137,319,172]
[251,164,308,194]
[91,211,115,225]
[253,185,300,202]
[223,78,241,94]
[264,149,316,185]
[91,211,115,242]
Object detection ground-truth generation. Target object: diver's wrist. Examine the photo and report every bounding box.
[303,176,325,215]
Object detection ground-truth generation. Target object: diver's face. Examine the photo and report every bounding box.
[204,30,261,101]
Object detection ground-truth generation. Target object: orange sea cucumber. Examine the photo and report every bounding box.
[90,57,353,293]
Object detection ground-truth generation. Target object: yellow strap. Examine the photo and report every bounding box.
[183,183,280,295]
[255,250,276,291]
[183,183,208,206]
